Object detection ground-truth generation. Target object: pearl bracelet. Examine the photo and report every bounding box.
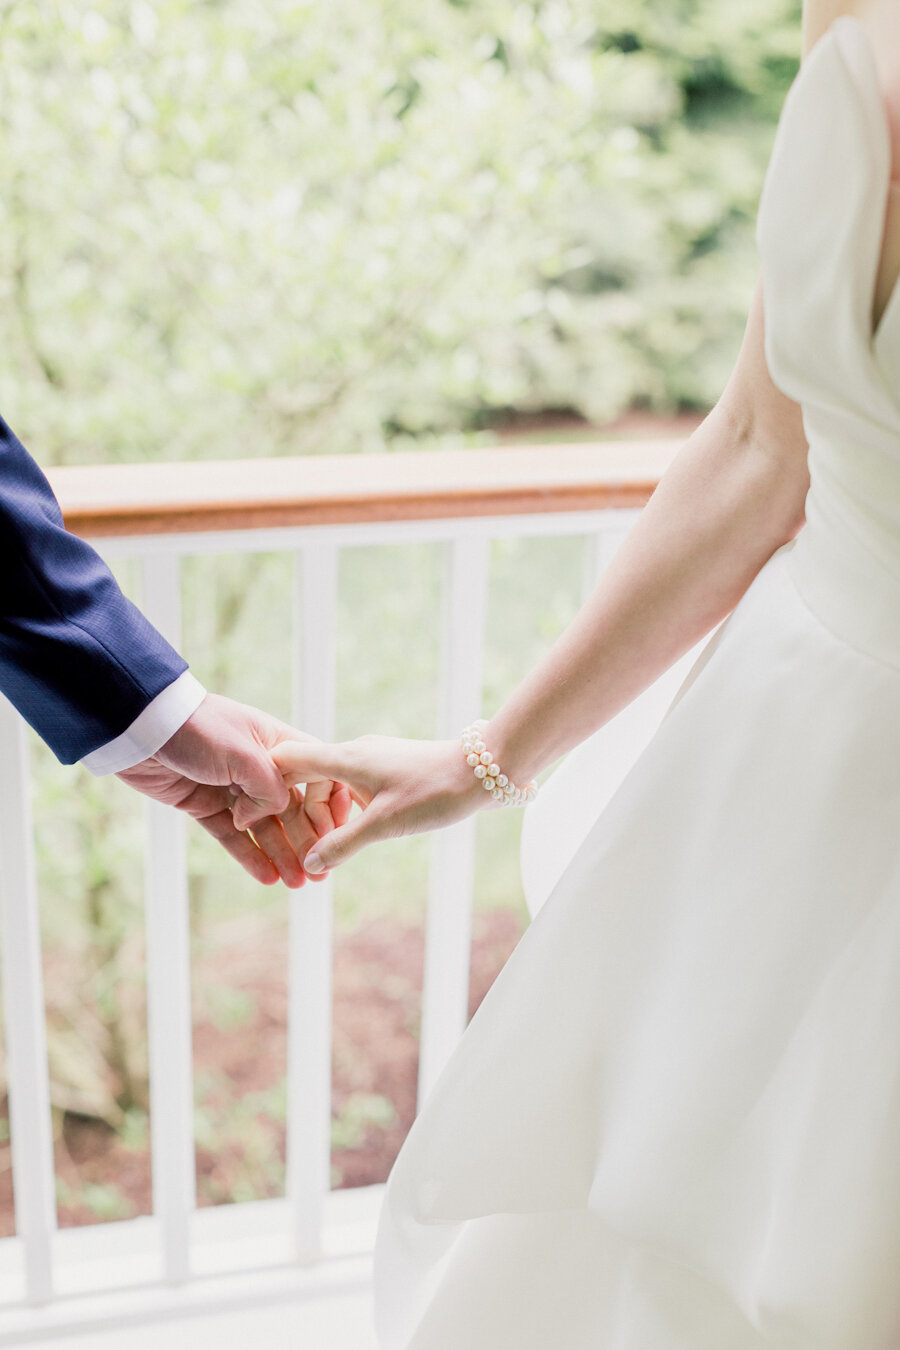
[461,720,538,807]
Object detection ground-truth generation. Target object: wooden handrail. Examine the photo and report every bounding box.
[48,441,680,537]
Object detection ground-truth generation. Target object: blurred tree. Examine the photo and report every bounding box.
[0,0,800,466]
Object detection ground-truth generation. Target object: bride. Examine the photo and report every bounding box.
[274,1,900,1344]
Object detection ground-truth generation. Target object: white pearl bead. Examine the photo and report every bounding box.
[460,721,538,808]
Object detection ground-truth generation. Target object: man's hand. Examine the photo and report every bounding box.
[117,693,350,887]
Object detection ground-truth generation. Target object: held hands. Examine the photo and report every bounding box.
[120,698,503,886]
[271,734,488,874]
[117,693,351,887]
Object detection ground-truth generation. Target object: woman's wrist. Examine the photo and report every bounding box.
[458,721,538,806]
[440,736,494,813]
[474,715,550,796]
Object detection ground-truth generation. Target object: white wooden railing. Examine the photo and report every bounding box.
[0,440,677,1342]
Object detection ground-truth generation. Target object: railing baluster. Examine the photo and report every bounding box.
[0,702,56,1304]
[417,536,490,1111]
[140,554,195,1284]
[287,544,337,1259]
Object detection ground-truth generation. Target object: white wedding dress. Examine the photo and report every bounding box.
[372,17,900,1349]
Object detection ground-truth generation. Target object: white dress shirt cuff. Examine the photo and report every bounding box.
[81,671,208,776]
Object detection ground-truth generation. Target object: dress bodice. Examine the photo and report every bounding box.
[757,15,900,667]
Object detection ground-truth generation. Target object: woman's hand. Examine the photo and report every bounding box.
[272,735,487,874]
[274,775,355,882]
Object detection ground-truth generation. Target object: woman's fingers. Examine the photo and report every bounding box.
[271,740,363,793]
[272,778,355,881]
[272,741,385,876]
[303,802,393,874]
[278,786,333,880]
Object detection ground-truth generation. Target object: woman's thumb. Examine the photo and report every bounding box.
[303,806,384,874]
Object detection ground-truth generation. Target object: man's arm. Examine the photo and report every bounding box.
[0,413,336,885]
[0,414,199,764]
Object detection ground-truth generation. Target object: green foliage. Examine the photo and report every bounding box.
[55,1174,136,1221]
[194,1071,287,1204]
[79,1182,136,1221]
[331,1092,397,1151]
[119,1106,149,1150]
[331,1092,398,1187]
[0,0,800,465]
[200,984,257,1032]
[33,746,148,1126]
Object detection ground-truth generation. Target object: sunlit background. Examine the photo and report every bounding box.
[0,0,800,1237]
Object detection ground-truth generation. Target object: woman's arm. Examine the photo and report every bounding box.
[479,0,900,783]
[803,0,867,52]
[276,287,808,873]
[274,0,860,872]
[477,285,807,783]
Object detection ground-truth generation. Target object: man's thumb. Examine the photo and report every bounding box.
[231,751,291,828]
[304,809,382,874]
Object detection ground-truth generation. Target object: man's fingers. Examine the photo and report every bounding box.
[230,780,289,831]
[249,816,306,889]
[303,777,339,838]
[166,780,236,820]
[330,782,353,829]
[197,808,280,885]
[279,789,333,882]
[230,750,292,827]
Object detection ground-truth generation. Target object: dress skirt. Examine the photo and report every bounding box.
[373,536,900,1350]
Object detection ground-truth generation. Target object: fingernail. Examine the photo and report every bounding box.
[305,853,325,875]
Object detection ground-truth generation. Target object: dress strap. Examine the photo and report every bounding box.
[756,16,896,415]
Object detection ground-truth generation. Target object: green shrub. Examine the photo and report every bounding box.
[0,0,800,463]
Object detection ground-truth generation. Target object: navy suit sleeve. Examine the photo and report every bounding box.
[0,415,187,764]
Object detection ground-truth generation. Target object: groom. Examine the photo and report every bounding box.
[0,412,327,887]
